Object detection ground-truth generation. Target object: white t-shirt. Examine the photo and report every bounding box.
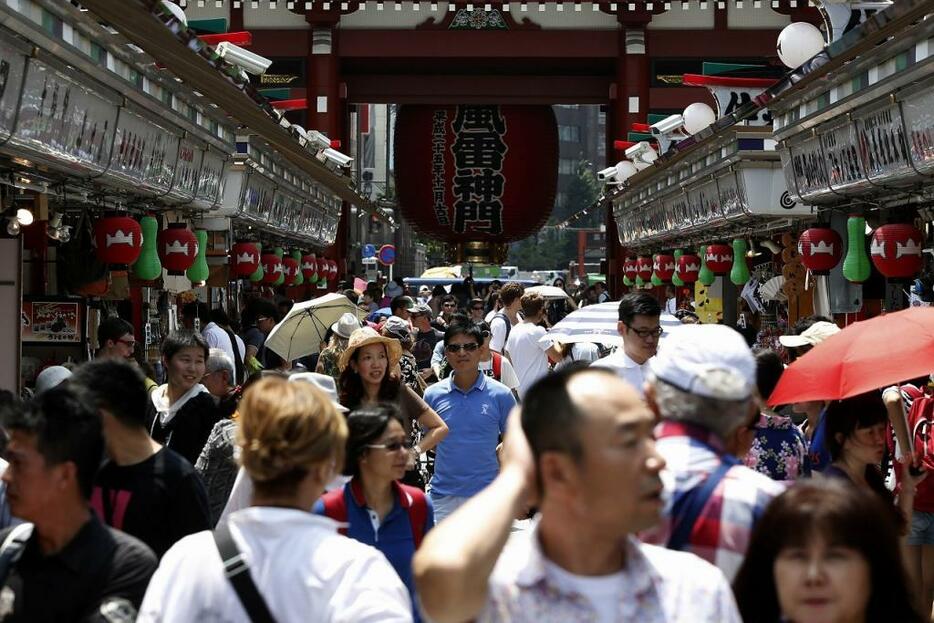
[505,322,550,399]
[590,350,651,397]
[202,322,246,369]
[489,313,512,353]
[480,355,520,391]
[665,297,677,316]
[554,343,601,371]
[543,559,624,623]
[138,507,412,623]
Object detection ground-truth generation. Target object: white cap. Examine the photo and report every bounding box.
[35,365,72,395]
[331,312,361,339]
[649,324,755,401]
[778,321,840,348]
[289,372,349,412]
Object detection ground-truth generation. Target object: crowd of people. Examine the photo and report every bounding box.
[2,277,932,622]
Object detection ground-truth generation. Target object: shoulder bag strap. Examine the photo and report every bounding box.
[222,327,245,384]
[0,523,34,589]
[667,457,738,551]
[213,522,278,623]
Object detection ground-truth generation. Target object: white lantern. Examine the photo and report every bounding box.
[615,160,639,182]
[776,21,825,69]
[682,103,716,135]
[161,1,188,26]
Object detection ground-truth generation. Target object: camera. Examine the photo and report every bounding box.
[597,166,619,183]
[319,148,353,172]
[306,130,332,152]
[625,141,658,171]
[650,114,689,154]
[216,42,273,76]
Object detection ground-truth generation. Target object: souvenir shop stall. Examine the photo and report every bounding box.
[1,0,379,392]
[609,0,934,353]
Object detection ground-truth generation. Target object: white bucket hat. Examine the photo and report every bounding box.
[331,312,362,339]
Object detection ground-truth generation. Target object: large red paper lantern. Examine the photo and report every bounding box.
[282,256,299,286]
[261,253,283,284]
[705,244,733,275]
[676,254,701,283]
[635,256,653,281]
[94,215,143,267]
[301,253,318,280]
[653,254,676,282]
[797,228,843,275]
[622,258,638,281]
[157,223,197,275]
[870,224,924,278]
[231,241,260,278]
[394,105,558,248]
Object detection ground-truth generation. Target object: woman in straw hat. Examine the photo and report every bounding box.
[139,376,413,621]
[339,327,448,489]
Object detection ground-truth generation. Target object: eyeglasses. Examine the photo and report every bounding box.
[445,342,479,353]
[442,303,456,308]
[117,338,136,348]
[365,439,413,452]
[627,326,664,339]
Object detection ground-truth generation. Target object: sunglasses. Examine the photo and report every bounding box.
[471,306,484,311]
[443,303,456,308]
[365,439,414,452]
[445,342,479,353]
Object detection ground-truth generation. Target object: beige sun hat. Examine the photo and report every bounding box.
[338,327,403,372]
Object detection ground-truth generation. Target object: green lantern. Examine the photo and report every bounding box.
[635,275,645,288]
[186,230,210,285]
[842,215,871,282]
[132,215,162,280]
[273,247,285,286]
[651,255,664,287]
[730,239,750,286]
[623,274,634,287]
[698,245,715,286]
[292,250,304,286]
[249,242,264,282]
[672,249,685,287]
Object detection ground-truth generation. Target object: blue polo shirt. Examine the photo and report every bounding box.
[424,372,516,497]
[312,479,433,618]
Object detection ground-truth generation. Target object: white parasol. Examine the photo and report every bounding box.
[264,292,367,361]
[539,301,681,346]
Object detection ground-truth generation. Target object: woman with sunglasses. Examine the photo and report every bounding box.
[315,404,433,621]
[339,328,448,489]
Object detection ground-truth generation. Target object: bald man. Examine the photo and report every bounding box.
[414,366,740,623]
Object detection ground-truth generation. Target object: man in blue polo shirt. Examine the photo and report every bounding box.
[424,322,517,523]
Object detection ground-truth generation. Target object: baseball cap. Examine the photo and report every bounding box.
[289,372,349,412]
[649,324,755,401]
[396,296,415,309]
[778,321,840,348]
[411,302,433,316]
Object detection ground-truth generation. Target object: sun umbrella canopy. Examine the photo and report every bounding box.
[539,301,680,346]
[264,292,367,361]
[768,307,934,405]
[368,307,393,323]
[525,285,573,301]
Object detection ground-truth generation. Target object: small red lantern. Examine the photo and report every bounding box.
[301,253,318,280]
[321,258,333,282]
[653,254,676,282]
[94,215,143,267]
[282,256,299,286]
[635,256,653,281]
[157,223,197,275]
[622,258,638,281]
[705,244,733,275]
[231,241,260,278]
[328,259,338,280]
[676,254,702,283]
[797,228,843,275]
[870,224,924,278]
[261,253,283,284]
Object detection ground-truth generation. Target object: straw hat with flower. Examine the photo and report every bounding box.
[337,327,403,372]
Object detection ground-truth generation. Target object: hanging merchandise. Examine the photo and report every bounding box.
[797,227,843,274]
[842,215,871,283]
[158,223,198,275]
[272,247,286,286]
[653,254,676,283]
[249,242,265,283]
[291,250,304,286]
[302,253,319,283]
[635,256,653,282]
[622,258,638,287]
[187,230,209,285]
[705,244,733,275]
[94,214,143,267]
[870,224,924,279]
[671,249,685,287]
[730,239,751,286]
[698,245,715,286]
[677,253,702,284]
[232,241,261,278]
[261,250,282,284]
[282,255,299,286]
[132,215,162,280]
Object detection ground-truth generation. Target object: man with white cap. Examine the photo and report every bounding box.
[641,324,785,582]
[778,319,841,472]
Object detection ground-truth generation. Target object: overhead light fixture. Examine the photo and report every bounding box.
[47,211,71,243]
[746,239,762,258]
[6,218,19,236]
[16,208,33,227]
[761,240,781,254]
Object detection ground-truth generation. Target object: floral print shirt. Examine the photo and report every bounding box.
[744,412,810,482]
[479,526,741,623]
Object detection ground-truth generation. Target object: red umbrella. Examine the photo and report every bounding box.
[768,307,934,405]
